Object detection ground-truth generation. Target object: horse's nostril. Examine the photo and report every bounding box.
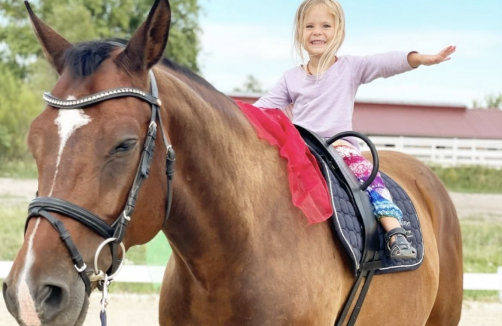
[36,284,68,323]
[2,281,7,297]
[2,281,9,304]
[41,285,64,310]
[3,279,18,316]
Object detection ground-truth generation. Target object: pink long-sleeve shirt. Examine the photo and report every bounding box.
[254,51,414,144]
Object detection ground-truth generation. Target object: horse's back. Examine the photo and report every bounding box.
[366,150,463,325]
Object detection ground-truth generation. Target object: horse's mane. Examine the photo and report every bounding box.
[63,39,240,127]
[63,39,219,93]
[64,42,115,78]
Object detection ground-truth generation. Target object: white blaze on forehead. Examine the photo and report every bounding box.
[17,218,42,326]
[49,96,92,196]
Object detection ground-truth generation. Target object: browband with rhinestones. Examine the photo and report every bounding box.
[43,87,160,109]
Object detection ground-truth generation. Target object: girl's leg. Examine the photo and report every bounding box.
[332,140,402,221]
[332,139,416,258]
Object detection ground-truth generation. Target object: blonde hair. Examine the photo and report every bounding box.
[294,0,345,78]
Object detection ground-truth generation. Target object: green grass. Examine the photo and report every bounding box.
[1,204,502,299]
[461,220,502,274]
[431,165,502,194]
[0,193,24,199]
[463,290,500,302]
[0,204,27,261]
[461,219,502,301]
[0,159,37,179]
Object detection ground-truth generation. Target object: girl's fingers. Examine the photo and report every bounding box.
[437,46,456,59]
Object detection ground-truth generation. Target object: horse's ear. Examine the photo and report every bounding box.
[25,1,72,76]
[117,0,171,71]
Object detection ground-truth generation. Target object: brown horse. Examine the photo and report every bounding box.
[3,0,463,325]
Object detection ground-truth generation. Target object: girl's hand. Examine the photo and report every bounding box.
[421,46,456,66]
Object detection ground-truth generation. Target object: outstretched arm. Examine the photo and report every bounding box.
[407,46,456,68]
[253,75,292,110]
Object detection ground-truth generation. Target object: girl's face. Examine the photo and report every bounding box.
[303,4,336,57]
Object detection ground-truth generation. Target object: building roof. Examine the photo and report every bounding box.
[353,102,502,139]
[230,94,502,140]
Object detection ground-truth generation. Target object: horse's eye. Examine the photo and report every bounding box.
[112,139,137,154]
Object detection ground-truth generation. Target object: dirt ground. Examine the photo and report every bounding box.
[1,178,502,325]
[1,294,501,325]
[2,178,502,219]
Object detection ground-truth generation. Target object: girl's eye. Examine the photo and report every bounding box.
[112,139,137,155]
[306,25,313,29]
[323,25,332,28]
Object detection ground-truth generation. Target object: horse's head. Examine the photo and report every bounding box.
[3,1,174,325]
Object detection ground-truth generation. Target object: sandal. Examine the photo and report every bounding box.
[385,227,417,259]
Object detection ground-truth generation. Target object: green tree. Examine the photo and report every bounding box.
[0,0,201,76]
[0,64,40,160]
[472,93,502,110]
[0,0,201,160]
[485,93,502,109]
[233,75,264,94]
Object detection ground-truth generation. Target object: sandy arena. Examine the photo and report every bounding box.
[1,295,501,325]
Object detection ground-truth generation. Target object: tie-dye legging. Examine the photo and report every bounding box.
[333,139,403,221]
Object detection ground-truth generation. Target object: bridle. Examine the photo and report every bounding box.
[25,70,175,296]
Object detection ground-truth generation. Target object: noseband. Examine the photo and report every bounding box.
[25,71,175,295]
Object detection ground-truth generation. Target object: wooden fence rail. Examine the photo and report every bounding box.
[359,136,502,168]
[1,261,501,301]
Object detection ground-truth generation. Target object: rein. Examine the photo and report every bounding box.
[25,70,175,324]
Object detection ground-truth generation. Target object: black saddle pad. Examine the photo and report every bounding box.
[313,151,424,275]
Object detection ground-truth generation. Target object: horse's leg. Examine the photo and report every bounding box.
[415,169,463,326]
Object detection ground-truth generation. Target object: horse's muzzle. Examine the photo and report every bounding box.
[3,278,18,317]
[3,275,74,325]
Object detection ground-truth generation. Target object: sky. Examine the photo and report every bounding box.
[197,0,502,107]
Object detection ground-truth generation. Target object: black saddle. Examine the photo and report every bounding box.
[294,125,424,326]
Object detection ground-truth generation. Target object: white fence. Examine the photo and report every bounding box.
[359,136,502,168]
[1,261,501,302]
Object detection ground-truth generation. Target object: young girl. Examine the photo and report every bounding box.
[254,0,456,259]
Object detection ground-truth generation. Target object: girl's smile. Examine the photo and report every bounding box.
[303,4,336,56]
[310,40,327,45]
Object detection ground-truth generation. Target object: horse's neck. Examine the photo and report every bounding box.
[154,72,351,320]
[156,70,299,280]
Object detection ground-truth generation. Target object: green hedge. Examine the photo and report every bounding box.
[0,66,42,161]
[431,166,502,193]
